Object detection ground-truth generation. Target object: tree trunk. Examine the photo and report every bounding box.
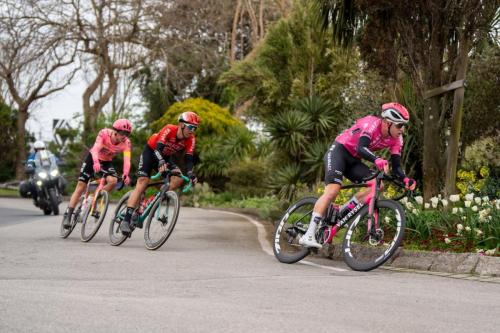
[422,97,442,201]
[15,107,28,180]
[230,0,243,64]
[444,36,470,197]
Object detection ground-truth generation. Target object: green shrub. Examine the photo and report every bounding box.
[226,159,270,197]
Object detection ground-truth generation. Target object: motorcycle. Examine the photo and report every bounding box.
[21,150,64,215]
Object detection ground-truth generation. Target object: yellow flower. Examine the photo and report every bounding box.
[479,166,489,178]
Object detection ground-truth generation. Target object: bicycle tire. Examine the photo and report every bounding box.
[59,198,82,239]
[80,191,109,242]
[342,199,406,271]
[272,197,315,264]
[109,190,132,246]
[143,191,180,250]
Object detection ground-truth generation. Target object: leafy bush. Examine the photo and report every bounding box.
[226,159,270,197]
[152,97,244,139]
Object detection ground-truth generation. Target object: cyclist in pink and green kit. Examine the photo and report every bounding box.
[299,103,417,248]
[62,119,133,228]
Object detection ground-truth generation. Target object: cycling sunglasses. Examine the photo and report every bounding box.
[389,122,405,129]
[185,124,197,131]
[116,130,130,137]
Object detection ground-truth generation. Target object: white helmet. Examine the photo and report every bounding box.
[34,140,46,150]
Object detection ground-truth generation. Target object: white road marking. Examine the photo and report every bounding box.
[209,210,347,272]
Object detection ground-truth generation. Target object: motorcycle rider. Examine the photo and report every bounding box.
[25,141,60,206]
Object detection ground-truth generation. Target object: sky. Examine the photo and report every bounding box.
[26,77,86,143]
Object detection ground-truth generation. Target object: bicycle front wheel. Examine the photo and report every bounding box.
[109,191,132,246]
[80,191,109,242]
[144,191,180,250]
[272,197,315,264]
[342,199,406,271]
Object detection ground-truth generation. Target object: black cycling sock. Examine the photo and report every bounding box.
[124,207,135,223]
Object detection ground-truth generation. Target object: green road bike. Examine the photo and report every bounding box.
[108,170,192,250]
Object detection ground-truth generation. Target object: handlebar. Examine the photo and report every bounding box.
[151,170,193,193]
[341,170,413,201]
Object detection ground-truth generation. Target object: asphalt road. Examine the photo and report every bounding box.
[0,197,499,333]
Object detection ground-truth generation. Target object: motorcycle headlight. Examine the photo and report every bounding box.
[50,169,59,177]
[38,171,48,179]
[36,180,43,186]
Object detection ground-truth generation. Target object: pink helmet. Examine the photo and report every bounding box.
[112,119,132,133]
[381,102,409,124]
[178,111,200,126]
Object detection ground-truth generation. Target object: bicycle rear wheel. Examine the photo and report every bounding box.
[342,199,405,271]
[59,198,82,239]
[80,191,109,242]
[272,197,315,264]
[109,191,131,246]
[144,191,180,250]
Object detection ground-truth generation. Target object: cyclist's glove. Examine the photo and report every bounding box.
[403,177,416,190]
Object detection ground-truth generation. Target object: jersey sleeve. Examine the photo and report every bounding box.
[390,136,403,155]
[360,119,378,140]
[156,125,172,145]
[122,139,132,175]
[89,129,106,163]
[185,136,195,155]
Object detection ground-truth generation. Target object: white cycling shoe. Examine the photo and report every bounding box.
[299,233,322,249]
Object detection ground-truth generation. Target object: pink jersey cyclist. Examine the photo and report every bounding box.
[336,115,402,158]
[79,128,132,183]
[63,119,133,229]
[324,115,407,186]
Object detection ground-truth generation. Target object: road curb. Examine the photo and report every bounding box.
[211,207,500,277]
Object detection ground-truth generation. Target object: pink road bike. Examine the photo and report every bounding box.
[59,171,123,241]
[273,170,411,271]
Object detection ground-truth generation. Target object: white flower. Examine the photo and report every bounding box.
[412,209,419,215]
[449,194,460,203]
[464,200,472,208]
[476,248,484,253]
[444,238,451,244]
[465,226,471,231]
[452,207,458,214]
[400,197,408,205]
[465,193,474,201]
[481,196,489,202]
[478,208,491,222]
[459,207,464,213]
[405,201,414,210]
[472,205,478,212]
[456,224,464,231]
[438,194,442,200]
[474,197,482,205]
[430,197,439,208]
[485,249,496,256]
[495,200,500,210]
[384,216,391,223]
[415,196,423,205]
[424,203,430,209]
[462,216,467,221]
[441,199,449,207]
[475,229,483,236]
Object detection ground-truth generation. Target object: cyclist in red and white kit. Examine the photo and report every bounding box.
[299,103,417,248]
[62,119,133,228]
[119,111,200,234]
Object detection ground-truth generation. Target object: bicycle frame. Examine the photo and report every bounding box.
[321,171,404,244]
[117,171,191,224]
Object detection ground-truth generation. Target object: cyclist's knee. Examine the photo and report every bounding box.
[135,177,149,189]
[107,176,118,186]
[323,183,340,200]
